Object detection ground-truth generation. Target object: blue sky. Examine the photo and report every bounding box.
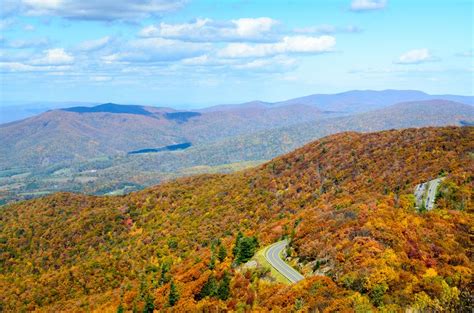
[0,0,472,108]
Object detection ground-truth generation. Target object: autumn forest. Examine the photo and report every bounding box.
[0,126,472,312]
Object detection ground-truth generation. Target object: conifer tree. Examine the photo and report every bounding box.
[168,280,179,307]
[232,231,243,258]
[217,245,227,262]
[217,271,231,300]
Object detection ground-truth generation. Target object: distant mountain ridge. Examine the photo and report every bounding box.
[203,90,474,113]
[2,90,472,124]
[1,98,473,204]
[62,103,155,116]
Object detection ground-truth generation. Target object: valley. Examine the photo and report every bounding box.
[1,92,473,204]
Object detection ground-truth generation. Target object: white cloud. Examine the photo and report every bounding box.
[2,37,50,49]
[395,48,436,64]
[77,36,110,51]
[0,62,37,72]
[17,0,185,21]
[456,50,473,58]
[0,61,71,72]
[23,24,35,31]
[139,17,278,42]
[30,48,74,65]
[0,18,15,30]
[90,75,112,82]
[218,35,335,58]
[294,24,362,34]
[102,38,209,63]
[180,55,235,66]
[234,56,296,71]
[351,0,386,11]
[233,18,277,38]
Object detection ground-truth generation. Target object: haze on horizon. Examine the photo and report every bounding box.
[0,0,473,108]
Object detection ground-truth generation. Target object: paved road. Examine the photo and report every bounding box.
[425,178,443,210]
[265,240,304,283]
[414,177,443,210]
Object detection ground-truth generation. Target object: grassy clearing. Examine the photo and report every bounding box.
[253,245,291,285]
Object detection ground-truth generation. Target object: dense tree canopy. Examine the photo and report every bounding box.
[1,126,472,311]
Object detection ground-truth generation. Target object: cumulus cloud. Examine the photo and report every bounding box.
[395,48,436,64]
[218,35,335,58]
[30,48,74,65]
[139,17,278,42]
[350,0,386,11]
[76,36,111,51]
[16,0,185,21]
[180,55,235,66]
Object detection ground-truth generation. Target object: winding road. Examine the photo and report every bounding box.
[265,240,304,283]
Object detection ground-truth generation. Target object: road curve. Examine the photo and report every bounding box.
[265,240,304,283]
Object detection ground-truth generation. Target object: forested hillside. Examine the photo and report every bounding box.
[1,99,472,204]
[1,127,472,311]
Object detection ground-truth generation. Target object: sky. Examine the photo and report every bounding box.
[0,0,472,108]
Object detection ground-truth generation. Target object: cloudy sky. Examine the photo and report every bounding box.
[0,0,472,107]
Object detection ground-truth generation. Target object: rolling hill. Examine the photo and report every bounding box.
[0,99,473,204]
[0,102,323,168]
[1,126,472,311]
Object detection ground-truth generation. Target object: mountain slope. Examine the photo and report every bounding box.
[170,99,474,165]
[1,126,472,312]
[1,99,472,204]
[0,102,323,168]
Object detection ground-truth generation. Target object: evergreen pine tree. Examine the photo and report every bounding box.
[236,237,258,264]
[217,271,231,300]
[209,253,216,270]
[142,294,154,313]
[232,231,243,258]
[197,275,218,300]
[217,245,227,262]
[168,280,179,307]
[159,262,170,286]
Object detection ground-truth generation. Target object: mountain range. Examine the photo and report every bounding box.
[0,90,473,204]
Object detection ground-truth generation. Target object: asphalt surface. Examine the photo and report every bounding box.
[426,178,443,210]
[265,240,304,283]
[414,177,443,210]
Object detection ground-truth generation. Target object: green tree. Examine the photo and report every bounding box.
[159,262,171,286]
[168,280,179,307]
[209,254,216,270]
[117,303,124,313]
[217,245,227,262]
[197,275,218,300]
[217,271,231,300]
[233,231,243,258]
[236,236,259,264]
[142,294,154,313]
